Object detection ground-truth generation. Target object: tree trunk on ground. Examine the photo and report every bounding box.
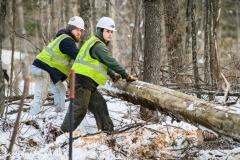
[102,80,240,142]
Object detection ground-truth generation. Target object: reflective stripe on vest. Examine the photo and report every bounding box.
[44,34,71,68]
[75,40,107,75]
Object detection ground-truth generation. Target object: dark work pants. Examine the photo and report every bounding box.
[60,87,114,132]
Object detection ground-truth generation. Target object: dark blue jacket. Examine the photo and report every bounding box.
[32,29,79,83]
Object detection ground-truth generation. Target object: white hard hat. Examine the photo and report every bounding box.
[67,16,85,30]
[96,17,117,31]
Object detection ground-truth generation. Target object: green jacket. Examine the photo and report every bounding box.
[91,28,128,79]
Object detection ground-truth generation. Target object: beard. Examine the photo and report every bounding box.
[73,35,80,43]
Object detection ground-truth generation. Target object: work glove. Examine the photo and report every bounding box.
[111,73,121,82]
[126,74,138,82]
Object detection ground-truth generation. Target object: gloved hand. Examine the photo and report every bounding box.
[126,74,138,82]
[112,73,121,82]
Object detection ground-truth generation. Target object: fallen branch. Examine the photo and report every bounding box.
[220,72,230,105]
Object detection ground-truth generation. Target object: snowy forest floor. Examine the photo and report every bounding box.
[1,85,240,160]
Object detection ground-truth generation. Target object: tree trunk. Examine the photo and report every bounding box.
[0,0,7,117]
[142,0,162,122]
[204,0,210,83]
[17,0,30,83]
[105,0,113,56]
[185,0,192,62]
[10,0,16,96]
[103,80,240,142]
[132,0,143,79]
[91,0,96,35]
[79,0,91,48]
[209,0,214,86]
[163,0,182,82]
[213,0,220,81]
[191,0,200,98]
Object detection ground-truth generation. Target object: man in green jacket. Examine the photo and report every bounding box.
[60,17,138,132]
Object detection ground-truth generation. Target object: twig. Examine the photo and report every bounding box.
[7,77,30,160]
[220,72,230,105]
[61,123,145,148]
[144,127,164,134]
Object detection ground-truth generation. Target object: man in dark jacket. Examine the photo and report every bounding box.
[29,16,85,115]
[60,17,138,133]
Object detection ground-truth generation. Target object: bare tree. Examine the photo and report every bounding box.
[132,0,143,79]
[0,0,7,117]
[212,0,221,82]
[17,0,30,81]
[191,0,201,98]
[9,0,17,96]
[142,0,162,122]
[163,0,183,82]
[79,0,91,48]
[65,0,71,21]
[105,0,114,56]
[91,0,96,35]
[184,0,192,65]
[204,0,211,83]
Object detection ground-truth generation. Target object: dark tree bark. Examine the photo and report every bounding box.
[0,0,7,117]
[106,0,110,16]
[204,0,210,83]
[105,0,113,55]
[191,0,200,98]
[209,0,214,86]
[91,0,96,35]
[163,0,183,82]
[143,0,162,85]
[185,0,192,61]
[212,0,220,81]
[142,0,162,122]
[79,0,91,48]
[132,0,143,79]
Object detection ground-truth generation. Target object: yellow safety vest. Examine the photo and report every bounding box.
[72,36,108,85]
[36,34,73,77]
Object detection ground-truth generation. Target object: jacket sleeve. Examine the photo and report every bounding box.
[91,43,128,79]
[59,38,79,60]
[107,68,115,78]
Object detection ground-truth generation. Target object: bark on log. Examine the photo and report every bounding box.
[102,80,240,142]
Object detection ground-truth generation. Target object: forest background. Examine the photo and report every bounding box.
[0,0,240,131]
[1,0,240,159]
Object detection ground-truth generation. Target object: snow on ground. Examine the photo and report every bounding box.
[1,83,240,159]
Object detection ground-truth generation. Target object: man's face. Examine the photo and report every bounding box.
[71,29,82,43]
[103,29,113,42]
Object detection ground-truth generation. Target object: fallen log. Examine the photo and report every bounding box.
[101,80,240,142]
